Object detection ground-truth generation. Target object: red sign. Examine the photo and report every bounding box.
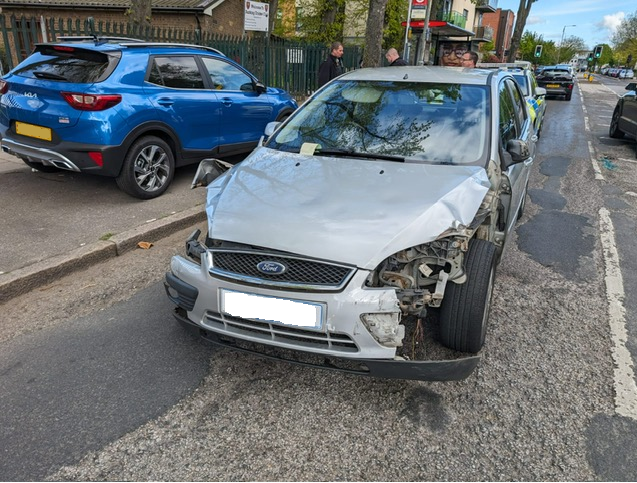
[412,0,427,7]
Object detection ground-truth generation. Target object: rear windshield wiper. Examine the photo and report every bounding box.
[33,71,68,81]
[316,148,405,163]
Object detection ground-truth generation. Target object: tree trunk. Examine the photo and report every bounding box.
[507,0,535,62]
[129,0,152,28]
[268,0,279,35]
[362,0,389,67]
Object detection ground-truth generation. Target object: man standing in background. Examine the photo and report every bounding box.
[318,42,344,87]
[385,48,408,66]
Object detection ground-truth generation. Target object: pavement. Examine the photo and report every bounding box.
[0,150,209,302]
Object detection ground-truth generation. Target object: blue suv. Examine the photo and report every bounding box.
[0,37,297,198]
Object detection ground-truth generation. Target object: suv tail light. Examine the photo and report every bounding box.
[0,80,8,95]
[61,92,121,111]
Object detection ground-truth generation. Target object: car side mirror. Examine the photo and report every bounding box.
[625,82,637,91]
[255,81,267,94]
[502,139,531,168]
[535,87,546,97]
[258,121,282,146]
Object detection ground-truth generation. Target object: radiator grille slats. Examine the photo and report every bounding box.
[210,249,354,290]
[204,311,359,353]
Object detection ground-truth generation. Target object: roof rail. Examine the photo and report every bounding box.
[57,36,145,45]
[119,42,225,56]
[477,62,531,70]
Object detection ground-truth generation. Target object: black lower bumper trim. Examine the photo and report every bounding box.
[172,308,480,382]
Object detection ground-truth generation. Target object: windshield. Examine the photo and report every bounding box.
[267,80,490,166]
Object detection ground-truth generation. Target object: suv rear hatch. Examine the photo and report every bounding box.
[2,44,121,137]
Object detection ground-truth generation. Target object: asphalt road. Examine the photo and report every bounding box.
[2,75,637,481]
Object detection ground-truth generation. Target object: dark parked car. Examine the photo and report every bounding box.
[610,82,637,140]
[0,37,297,198]
[165,67,536,381]
[536,66,575,101]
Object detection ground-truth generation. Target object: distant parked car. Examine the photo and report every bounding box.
[619,69,635,80]
[536,66,575,101]
[609,82,637,140]
[0,37,297,199]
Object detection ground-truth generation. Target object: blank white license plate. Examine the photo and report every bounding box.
[220,289,324,329]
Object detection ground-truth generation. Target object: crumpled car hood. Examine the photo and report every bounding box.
[205,147,490,269]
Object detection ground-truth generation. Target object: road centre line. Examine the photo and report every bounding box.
[599,207,637,420]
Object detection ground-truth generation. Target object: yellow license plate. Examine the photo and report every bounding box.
[546,84,560,88]
[15,121,52,141]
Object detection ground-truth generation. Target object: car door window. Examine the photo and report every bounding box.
[499,80,519,149]
[147,56,205,89]
[201,57,255,91]
[507,78,528,129]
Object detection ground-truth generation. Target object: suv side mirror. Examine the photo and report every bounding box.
[535,87,546,97]
[625,82,637,91]
[255,81,267,94]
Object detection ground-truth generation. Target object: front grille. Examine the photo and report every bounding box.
[210,249,355,290]
[203,311,359,353]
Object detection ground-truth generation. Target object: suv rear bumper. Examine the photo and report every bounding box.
[0,136,128,176]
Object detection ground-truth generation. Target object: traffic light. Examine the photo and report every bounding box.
[587,52,593,62]
[594,45,603,58]
[534,45,542,58]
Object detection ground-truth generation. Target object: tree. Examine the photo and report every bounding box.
[611,10,637,68]
[297,0,347,43]
[507,0,538,62]
[126,0,152,27]
[361,0,389,67]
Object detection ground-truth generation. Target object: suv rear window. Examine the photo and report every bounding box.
[14,45,120,83]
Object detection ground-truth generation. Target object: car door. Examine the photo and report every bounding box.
[144,55,221,156]
[620,84,637,136]
[200,56,274,154]
[498,77,534,230]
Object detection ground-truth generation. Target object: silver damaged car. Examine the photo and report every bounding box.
[165,67,536,381]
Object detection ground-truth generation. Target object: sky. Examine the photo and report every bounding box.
[495,0,636,49]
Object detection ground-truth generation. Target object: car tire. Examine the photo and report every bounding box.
[609,107,625,139]
[439,238,497,353]
[116,136,175,199]
[22,159,61,173]
[565,93,572,101]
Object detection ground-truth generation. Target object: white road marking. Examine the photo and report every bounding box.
[599,208,637,420]
[588,140,604,180]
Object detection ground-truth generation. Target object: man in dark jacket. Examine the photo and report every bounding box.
[385,48,408,66]
[318,42,344,87]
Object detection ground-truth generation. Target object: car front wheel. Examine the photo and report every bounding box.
[116,136,175,199]
[609,107,625,139]
[439,238,497,353]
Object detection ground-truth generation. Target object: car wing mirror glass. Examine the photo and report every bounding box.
[259,121,281,146]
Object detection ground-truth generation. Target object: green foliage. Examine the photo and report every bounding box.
[382,0,408,52]
[297,0,347,43]
[518,31,555,64]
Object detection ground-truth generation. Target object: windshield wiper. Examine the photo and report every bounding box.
[316,148,405,163]
[33,71,67,81]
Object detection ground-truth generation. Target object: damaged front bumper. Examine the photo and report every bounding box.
[165,277,481,382]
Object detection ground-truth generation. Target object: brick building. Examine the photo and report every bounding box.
[482,8,515,62]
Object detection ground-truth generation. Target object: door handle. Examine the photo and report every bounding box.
[157,98,174,107]
[221,98,233,107]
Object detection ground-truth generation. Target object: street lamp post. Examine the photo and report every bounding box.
[556,24,576,64]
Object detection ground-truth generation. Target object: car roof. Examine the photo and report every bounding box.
[338,66,500,86]
[37,37,225,56]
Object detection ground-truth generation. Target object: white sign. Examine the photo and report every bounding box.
[244,1,269,32]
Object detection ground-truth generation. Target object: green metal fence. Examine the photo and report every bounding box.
[0,14,363,98]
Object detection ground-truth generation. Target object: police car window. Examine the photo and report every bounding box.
[148,56,205,89]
